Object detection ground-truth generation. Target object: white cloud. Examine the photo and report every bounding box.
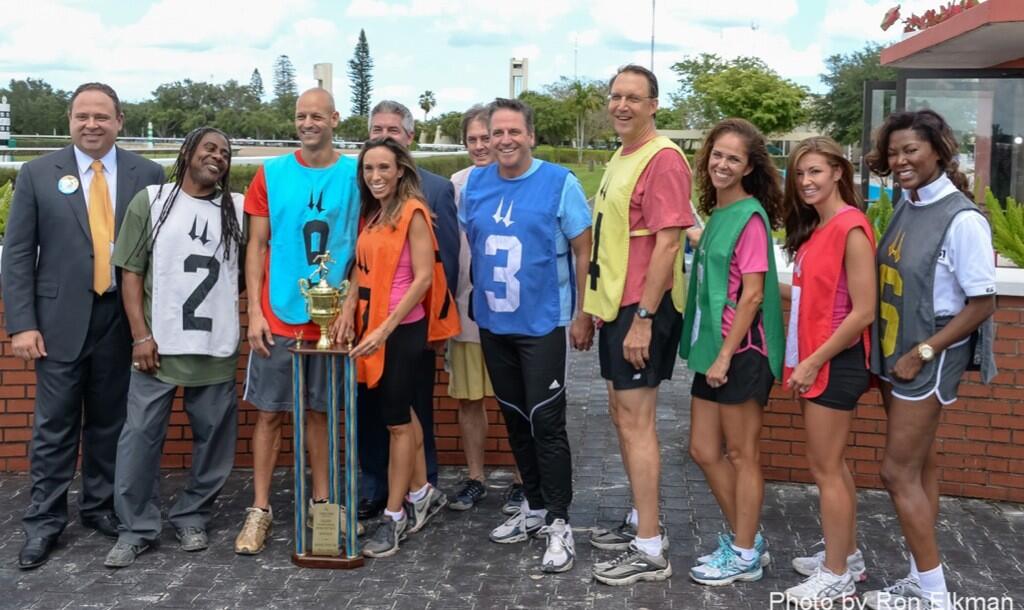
[821,0,967,44]
[437,87,479,104]
[512,45,542,60]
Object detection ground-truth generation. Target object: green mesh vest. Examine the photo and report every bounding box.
[680,197,784,378]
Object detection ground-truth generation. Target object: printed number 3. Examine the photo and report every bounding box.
[879,264,903,357]
[484,235,522,312]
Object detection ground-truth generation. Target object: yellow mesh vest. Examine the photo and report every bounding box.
[584,136,691,321]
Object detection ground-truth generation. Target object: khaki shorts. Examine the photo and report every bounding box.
[447,340,494,401]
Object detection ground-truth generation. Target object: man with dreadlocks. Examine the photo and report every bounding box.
[102,127,245,568]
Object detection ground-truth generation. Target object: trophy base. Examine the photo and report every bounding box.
[291,552,364,569]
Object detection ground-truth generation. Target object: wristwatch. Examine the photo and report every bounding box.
[635,307,655,321]
[917,343,935,362]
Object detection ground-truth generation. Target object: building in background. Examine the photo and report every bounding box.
[509,58,528,98]
[314,63,333,96]
[866,0,1024,203]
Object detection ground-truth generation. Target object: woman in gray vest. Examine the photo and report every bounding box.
[862,109,997,610]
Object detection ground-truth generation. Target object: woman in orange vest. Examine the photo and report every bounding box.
[333,138,460,559]
[779,137,876,605]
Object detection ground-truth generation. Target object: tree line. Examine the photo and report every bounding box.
[0,42,892,148]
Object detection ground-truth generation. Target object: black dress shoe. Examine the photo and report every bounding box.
[357,497,386,520]
[19,536,57,570]
[81,513,120,538]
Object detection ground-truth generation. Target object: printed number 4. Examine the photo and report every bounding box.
[879,264,903,358]
[183,254,220,331]
[484,235,522,313]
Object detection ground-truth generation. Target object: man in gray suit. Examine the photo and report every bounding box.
[2,82,165,569]
[358,100,459,519]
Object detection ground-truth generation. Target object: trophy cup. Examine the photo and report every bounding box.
[298,253,345,351]
[291,251,363,569]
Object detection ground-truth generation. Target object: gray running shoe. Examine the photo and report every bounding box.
[104,541,151,568]
[175,527,208,552]
[406,486,447,534]
[863,576,943,610]
[362,515,408,558]
[593,542,672,586]
[489,506,545,543]
[448,479,487,511]
[591,513,671,553]
[502,484,526,516]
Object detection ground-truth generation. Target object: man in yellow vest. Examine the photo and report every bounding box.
[585,65,696,585]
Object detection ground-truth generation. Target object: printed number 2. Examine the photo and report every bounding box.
[484,235,522,312]
[183,254,221,331]
[879,264,903,357]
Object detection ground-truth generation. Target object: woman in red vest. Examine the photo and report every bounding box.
[779,137,876,606]
[334,138,459,559]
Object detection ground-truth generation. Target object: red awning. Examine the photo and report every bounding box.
[881,0,1024,69]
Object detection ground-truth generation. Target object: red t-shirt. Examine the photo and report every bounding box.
[621,146,695,306]
[244,151,322,338]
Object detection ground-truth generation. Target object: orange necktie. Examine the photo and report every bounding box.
[88,160,114,294]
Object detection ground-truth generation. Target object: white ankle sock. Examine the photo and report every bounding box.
[407,483,430,503]
[731,543,757,562]
[527,507,548,519]
[634,534,662,556]
[918,564,948,607]
[384,508,405,522]
[627,508,639,527]
[910,554,920,580]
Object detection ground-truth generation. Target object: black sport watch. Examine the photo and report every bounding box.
[635,307,655,320]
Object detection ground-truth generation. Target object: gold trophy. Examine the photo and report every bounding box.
[298,252,348,350]
[291,251,363,568]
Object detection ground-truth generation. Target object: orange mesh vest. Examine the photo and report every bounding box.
[783,208,875,398]
[355,198,460,387]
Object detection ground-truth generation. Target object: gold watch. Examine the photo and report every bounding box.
[917,343,935,362]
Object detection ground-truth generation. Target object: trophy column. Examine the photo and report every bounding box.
[290,345,364,569]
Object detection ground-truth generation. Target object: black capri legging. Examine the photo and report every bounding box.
[363,318,428,426]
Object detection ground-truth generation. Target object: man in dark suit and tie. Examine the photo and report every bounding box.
[2,82,165,569]
[359,100,459,519]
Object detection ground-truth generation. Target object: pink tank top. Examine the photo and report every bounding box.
[388,240,426,325]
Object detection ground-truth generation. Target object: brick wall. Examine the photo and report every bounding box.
[0,296,516,474]
[762,294,1024,503]
[1,296,1022,503]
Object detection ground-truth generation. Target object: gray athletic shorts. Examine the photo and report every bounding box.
[243,335,329,412]
[883,338,972,406]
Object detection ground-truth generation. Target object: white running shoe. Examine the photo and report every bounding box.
[489,505,545,544]
[792,541,868,582]
[539,519,575,573]
[697,532,771,567]
[784,566,857,606]
[863,576,945,610]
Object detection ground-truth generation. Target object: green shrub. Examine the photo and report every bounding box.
[986,187,1024,268]
[867,187,894,241]
[0,181,13,237]
[0,168,16,189]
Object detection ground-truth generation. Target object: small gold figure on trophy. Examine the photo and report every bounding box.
[298,252,350,350]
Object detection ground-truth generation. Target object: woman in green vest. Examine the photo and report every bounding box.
[681,118,785,586]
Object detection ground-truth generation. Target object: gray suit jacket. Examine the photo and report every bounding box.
[416,167,459,294]
[1,145,165,362]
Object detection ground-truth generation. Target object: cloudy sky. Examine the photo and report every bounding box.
[1,0,938,117]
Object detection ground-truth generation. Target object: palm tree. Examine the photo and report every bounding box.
[567,82,604,164]
[419,90,437,121]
